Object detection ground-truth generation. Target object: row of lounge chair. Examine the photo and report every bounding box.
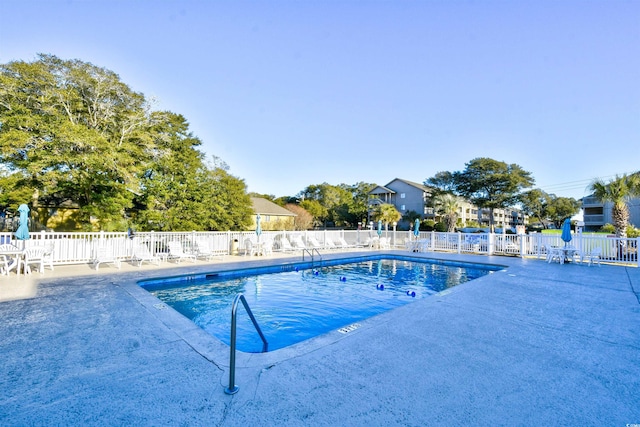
[86,234,391,269]
[275,236,369,252]
[92,238,226,270]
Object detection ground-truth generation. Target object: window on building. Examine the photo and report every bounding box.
[400,193,406,199]
[400,205,405,211]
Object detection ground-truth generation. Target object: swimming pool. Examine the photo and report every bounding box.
[139,255,501,353]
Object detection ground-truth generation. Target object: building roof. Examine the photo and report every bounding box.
[385,178,433,192]
[250,197,297,217]
[369,185,395,194]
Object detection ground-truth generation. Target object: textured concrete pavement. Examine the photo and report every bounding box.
[1,252,639,426]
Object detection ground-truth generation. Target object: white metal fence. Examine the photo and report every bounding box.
[1,229,638,267]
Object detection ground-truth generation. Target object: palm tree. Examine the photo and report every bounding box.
[589,173,640,255]
[433,194,459,232]
[373,203,402,232]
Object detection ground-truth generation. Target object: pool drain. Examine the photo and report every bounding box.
[338,323,361,334]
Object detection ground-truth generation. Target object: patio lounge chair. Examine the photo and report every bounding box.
[324,237,338,250]
[337,237,358,249]
[308,236,325,250]
[277,236,296,252]
[92,246,121,271]
[292,236,307,250]
[194,238,225,261]
[167,241,197,263]
[132,243,161,267]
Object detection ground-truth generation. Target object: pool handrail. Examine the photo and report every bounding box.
[225,293,268,395]
[302,247,322,264]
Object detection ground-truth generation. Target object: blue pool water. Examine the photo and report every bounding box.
[139,256,501,353]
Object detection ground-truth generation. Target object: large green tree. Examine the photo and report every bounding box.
[425,171,457,195]
[298,181,375,228]
[519,189,580,229]
[132,114,252,231]
[518,189,549,227]
[453,158,534,230]
[545,196,581,228]
[0,54,253,231]
[0,54,154,229]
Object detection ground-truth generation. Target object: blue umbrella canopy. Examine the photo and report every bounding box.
[377,220,382,237]
[414,218,420,238]
[561,218,572,245]
[14,204,30,240]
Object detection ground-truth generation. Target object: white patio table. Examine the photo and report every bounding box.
[0,248,24,276]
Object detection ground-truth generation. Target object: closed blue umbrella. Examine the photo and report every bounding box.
[14,204,30,241]
[377,220,382,237]
[255,214,262,242]
[561,218,572,246]
[414,218,420,238]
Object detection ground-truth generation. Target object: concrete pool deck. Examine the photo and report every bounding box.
[1,251,639,426]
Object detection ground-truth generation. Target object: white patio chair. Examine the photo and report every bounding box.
[262,239,274,256]
[547,246,564,264]
[416,239,430,253]
[42,243,55,270]
[379,237,391,249]
[23,247,48,274]
[581,247,602,267]
[0,244,21,275]
[244,239,260,256]
[92,246,121,270]
[167,241,197,263]
[0,254,11,275]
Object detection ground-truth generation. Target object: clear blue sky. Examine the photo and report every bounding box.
[1,0,638,200]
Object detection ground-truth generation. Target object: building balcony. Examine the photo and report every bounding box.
[583,214,604,225]
[582,196,602,207]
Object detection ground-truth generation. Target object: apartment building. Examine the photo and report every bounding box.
[582,196,640,231]
[368,178,526,230]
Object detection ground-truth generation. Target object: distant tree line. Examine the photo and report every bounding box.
[425,158,583,231]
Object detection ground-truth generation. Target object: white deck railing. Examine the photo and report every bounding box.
[0,230,637,267]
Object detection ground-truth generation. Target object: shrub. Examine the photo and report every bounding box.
[599,223,615,234]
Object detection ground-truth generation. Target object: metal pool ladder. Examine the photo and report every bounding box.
[225,293,268,395]
[302,248,322,264]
